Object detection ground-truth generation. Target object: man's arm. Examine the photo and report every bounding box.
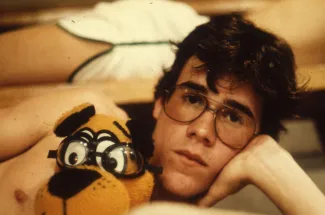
[129,202,263,215]
[249,140,325,214]
[0,89,127,161]
[198,135,325,215]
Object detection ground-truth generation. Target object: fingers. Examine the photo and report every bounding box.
[114,108,129,120]
[197,185,228,207]
[108,102,128,120]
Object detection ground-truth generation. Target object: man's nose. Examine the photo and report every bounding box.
[186,109,216,146]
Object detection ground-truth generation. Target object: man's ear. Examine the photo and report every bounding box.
[153,98,163,120]
[54,103,95,137]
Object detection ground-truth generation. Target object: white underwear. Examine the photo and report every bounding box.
[57,0,209,83]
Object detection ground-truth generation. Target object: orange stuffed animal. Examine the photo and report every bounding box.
[34,103,161,215]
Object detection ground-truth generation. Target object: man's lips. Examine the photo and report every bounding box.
[174,150,208,167]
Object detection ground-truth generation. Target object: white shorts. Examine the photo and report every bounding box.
[57,0,209,83]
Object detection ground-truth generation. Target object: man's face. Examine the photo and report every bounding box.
[151,56,262,198]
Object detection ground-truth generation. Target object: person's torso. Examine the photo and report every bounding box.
[0,134,58,215]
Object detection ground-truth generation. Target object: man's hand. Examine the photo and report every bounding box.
[197,135,285,207]
[198,134,325,215]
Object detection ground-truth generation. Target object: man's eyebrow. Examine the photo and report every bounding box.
[178,81,209,94]
[224,99,254,119]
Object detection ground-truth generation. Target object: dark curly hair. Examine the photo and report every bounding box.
[154,14,301,141]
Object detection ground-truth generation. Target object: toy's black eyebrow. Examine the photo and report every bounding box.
[96,132,112,139]
[75,128,95,142]
[113,121,131,138]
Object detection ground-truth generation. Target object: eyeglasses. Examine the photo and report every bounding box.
[48,128,162,178]
[163,85,258,149]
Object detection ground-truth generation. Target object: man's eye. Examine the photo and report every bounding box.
[184,94,204,105]
[221,109,243,124]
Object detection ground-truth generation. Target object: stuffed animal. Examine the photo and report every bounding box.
[34,103,161,215]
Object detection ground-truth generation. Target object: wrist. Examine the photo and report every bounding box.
[243,136,292,183]
[245,146,294,184]
[243,139,325,215]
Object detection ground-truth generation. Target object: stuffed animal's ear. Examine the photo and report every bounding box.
[54,103,95,137]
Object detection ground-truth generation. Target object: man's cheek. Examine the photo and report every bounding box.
[150,139,165,165]
[151,140,173,166]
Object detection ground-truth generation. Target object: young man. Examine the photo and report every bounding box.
[0,15,324,215]
[146,15,325,214]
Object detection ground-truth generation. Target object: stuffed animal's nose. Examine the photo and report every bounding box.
[48,168,101,200]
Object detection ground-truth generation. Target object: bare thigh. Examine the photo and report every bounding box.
[0,24,111,85]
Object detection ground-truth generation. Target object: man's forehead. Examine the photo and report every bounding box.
[176,56,263,120]
[179,56,249,91]
[177,57,207,84]
[189,56,205,67]
[178,58,237,92]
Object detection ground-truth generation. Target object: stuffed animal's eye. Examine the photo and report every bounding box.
[59,141,88,167]
[105,147,126,173]
[97,145,125,173]
[100,145,144,177]
[95,140,115,170]
[96,140,115,152]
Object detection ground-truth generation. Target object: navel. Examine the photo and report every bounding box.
[14,189,29,204]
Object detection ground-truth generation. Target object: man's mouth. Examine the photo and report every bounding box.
[175,150,208,167]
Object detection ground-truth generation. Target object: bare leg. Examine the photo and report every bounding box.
[0,24,111,86]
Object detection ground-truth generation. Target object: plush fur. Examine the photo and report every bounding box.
[34,103,154,215]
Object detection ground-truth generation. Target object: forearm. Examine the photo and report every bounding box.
[0,89,126,161]
[249,150,325,215]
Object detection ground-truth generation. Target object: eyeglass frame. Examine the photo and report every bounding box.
[48,128,163,178]
[163,85,259,149]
